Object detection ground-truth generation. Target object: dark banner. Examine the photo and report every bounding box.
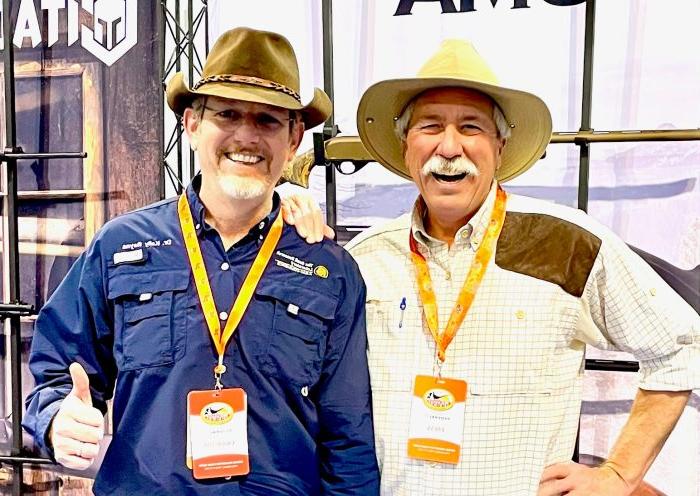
[0,3,161,488]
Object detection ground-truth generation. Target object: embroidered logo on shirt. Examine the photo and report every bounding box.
[274,251,328,278]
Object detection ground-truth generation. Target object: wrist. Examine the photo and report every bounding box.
[600,461,635,491]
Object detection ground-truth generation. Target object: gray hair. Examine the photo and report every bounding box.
[394,96,512,142]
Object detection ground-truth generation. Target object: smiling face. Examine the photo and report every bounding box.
[404,87,505,239]
[183,96,303,204]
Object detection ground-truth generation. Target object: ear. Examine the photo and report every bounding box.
[497,137,506,155]
[286,120,305,161]
[494,138,506,170]
[182,107,201,151]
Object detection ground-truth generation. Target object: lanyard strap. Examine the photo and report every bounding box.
[177,194,283,380]
[409,186,507,363]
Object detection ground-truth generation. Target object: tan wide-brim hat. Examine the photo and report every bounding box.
[357,40,552,182]
[166,27,331,129]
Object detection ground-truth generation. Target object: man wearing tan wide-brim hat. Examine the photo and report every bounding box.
[346,39,698,496]
[24,26,379,495]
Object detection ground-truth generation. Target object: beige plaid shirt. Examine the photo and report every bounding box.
[346,182,699,496]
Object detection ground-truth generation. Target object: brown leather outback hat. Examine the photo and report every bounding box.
[166,27,331,129]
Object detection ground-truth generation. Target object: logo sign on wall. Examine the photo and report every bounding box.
[394,0,586,16]
[0,0,138,66]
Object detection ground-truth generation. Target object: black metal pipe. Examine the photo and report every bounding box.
[2,0,26,493]
[188,0,195,180]
[585,359,640,373]
[175,0,184,192]
[321,0,337,232]
[572,0,597,464]
[0,456,53,465]
[0,152,86,160]
[0,303,35,318]
[577,0,596,212]
[158,0,167,199]
[204,0,209,56]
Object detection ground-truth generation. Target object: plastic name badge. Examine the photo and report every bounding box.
[187,388,250,479]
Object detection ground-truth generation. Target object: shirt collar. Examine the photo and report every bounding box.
[185,174,281,243]
[411,180,499,251]
[185,174,207,230]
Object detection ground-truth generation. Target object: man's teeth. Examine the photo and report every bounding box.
[226,153,262,164]
[432,172,467,182]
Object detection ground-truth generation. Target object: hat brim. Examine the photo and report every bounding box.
[357,77,552,182]
[166,72,331,129]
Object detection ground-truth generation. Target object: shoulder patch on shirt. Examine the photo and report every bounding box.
[495,212,601,297]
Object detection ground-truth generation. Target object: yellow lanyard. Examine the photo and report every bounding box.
[409,186,507,364]
[177,194,283,387]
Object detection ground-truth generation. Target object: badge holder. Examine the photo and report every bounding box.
[407,374,467,465]
[186,364,250,479]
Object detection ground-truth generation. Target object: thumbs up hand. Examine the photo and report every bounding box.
[49,363,105,470]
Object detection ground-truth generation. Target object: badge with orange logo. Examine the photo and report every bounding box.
[407,375,467,464]
[187,388,249,479]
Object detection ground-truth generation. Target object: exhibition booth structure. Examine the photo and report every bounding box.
[0,0,697,493]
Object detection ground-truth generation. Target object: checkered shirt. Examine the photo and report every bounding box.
[346,182,700,496]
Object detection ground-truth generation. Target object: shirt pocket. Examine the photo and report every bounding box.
[467,305,556,397]
[365,298,419,392]
[109,269,190,370]
[256,282,336,387]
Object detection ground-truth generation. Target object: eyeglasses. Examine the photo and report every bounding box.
[200,105,295,135]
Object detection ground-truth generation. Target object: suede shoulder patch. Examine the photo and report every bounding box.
[495,212,601,297]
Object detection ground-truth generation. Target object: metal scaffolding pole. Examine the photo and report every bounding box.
[1,1,25,493]
[321,0,338,232]
[577,0,596,213]
[161,0,209,196]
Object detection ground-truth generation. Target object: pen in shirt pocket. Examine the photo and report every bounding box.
[398,297,407,329]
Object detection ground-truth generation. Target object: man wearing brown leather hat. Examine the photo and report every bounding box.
[346,39,698,495]
[24,27,380,495]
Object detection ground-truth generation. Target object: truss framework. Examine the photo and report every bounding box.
[161,0,209,195]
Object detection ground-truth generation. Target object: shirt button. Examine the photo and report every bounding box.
[301,386,309,397]
[220,262,230,271]
[258,221,265,229]
[195,223,201,230]
[219,311,228,320]
[445,272,451,281]
[460,230,469,239]
[258,235,264,241]
[516,310,526,320]
[649,288,657,296]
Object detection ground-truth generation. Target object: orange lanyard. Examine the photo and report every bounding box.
[177,194,283,387]
[409,187,507,364]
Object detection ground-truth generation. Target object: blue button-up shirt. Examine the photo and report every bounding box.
[24,179,379,495]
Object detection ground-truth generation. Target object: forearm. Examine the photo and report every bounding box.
[603,388,690,488]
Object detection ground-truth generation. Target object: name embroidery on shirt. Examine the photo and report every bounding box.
[274,251,328,278]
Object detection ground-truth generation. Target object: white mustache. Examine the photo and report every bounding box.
[421,156,479,178]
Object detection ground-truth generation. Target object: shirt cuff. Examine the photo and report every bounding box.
[638,339,700,391]
[35,400,62,460]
